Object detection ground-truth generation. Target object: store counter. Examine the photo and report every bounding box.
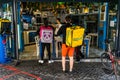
[88,33,98,47]
[23,30,37,45]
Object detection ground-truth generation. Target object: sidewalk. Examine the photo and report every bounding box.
[0,64,41,80]
[0,60,120,80]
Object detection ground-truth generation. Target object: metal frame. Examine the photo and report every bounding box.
[115,0,120,50]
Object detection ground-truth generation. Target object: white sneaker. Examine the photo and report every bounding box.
[48,60,52,63]
[38,60,44,63]
[48,60,54,63]
[51,60,54,63]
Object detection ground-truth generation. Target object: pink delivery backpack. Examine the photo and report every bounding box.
[39,26,53,43]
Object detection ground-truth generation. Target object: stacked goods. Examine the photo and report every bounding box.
[0,19,11,34]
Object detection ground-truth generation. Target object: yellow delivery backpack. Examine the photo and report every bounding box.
[66,26,85,47]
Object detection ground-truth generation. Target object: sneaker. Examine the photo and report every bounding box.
[48,60,52,63]
[68,70,74,74]
[38,60,44,63]
[48,60,54,63]
[75,60,80,63]
[63,70,68,73]
[50,60,54,63]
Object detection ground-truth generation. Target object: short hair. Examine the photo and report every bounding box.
[65,16,71,23]
[56,18,61,22]
[44,19,49,26]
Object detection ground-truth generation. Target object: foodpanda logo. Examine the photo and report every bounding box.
[43,31,52,41]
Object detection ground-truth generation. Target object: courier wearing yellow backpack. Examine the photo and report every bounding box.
[56,16,74,73]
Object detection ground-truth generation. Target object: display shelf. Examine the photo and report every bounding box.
[109,13,116,16]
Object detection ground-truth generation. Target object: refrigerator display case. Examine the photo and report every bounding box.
[23,30,37,45]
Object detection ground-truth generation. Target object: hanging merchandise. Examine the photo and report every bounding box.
[0,19,11,63]
[66,26,85,47]
[0,35,7,63]
[0,19,11,34]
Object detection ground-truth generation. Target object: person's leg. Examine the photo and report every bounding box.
[75,46,80,61]
[41,43,45,60]
[76,46,84,61]
[55,41,59,58]
[38,43,45,63]
[58,42,62,49]
[62,44,67,71]
[68,47,75,72]
[46,43,51,60]
[62,56,66,71]
[69,56,74,72]
[79,46,84,58]
[75,47,80,61]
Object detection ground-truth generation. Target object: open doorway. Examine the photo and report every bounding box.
[19,1,117,60]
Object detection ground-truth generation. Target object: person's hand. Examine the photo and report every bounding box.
[51,24,56,28]
[54,34,58,37]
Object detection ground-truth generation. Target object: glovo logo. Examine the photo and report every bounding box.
[73,37,83,41]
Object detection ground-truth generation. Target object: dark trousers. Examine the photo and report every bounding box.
[75,46,84,61]
[41,43,51,60]
[58,42,62,49]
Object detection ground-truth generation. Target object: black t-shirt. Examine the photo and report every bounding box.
[57,23,72,44]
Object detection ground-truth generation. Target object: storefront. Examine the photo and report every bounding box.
[0,0,119,64]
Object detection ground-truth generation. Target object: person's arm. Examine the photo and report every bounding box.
[56,25,64,36]
[36,27,40,36]
[51,24,57,28]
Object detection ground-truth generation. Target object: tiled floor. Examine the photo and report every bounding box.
[7,60,120,80]
[19,44,103,60]
[19,44,38,60]
[5,44,120,80]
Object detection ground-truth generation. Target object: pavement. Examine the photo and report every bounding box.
[0,59,120,80]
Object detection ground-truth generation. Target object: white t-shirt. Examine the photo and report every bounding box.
[54,24,62,42]
[55,24,62,35]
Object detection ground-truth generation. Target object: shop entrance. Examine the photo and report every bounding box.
[18,1,117,60]
[0,0,118,63]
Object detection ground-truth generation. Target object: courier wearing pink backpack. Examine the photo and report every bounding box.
[38,19,54,64]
